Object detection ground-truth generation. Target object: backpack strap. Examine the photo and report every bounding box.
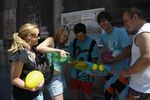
[72,38,96,61]
[88,40,96,61]
[72,38,77,58]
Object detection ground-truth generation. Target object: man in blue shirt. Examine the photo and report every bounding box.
[97,11,131,100]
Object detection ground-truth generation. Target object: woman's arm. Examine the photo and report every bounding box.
[11,61,27,89]
[36,37,55,53]
[11,61,44,91]
[36,37,69,57]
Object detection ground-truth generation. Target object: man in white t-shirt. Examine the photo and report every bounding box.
[120,7,150,100]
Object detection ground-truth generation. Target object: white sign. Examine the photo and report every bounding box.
[61,8,105,44]
[81,13,95,24]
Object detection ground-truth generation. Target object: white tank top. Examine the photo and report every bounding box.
[129,23,150,93]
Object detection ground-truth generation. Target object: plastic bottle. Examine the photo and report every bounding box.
[51,52,71,63]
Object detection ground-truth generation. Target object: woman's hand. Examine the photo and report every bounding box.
[30,80,44,92]
[60,50,69,58]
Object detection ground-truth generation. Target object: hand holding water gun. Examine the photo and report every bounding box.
[59,50,70,58]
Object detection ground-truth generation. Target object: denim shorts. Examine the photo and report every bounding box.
[47,74,66,96]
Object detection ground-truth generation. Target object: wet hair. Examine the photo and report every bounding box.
[124,7,144,19]
[74,23,87,34]
[97,11,113,25]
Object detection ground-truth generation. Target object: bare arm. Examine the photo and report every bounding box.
[11,61,25,88]
[36,37,57,53]
[36,37,69,57]
[120,32,150,77]
[11,61,44,91]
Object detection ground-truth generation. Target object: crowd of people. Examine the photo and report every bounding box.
[8,7,150,100]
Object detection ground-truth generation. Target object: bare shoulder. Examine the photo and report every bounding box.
[46,37,54,42]
[136,32,150,41]
[136,32,150,48]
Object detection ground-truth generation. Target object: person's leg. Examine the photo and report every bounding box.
[81,81,93,100]
[51,94,63,100]
[70,78,80,100]
[47,75,64,100]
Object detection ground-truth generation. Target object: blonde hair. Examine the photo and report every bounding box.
[8,23,39,53]
[54,25,69,47]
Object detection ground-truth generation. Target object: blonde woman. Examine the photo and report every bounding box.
[36,25,70,100]
[8,23,44,100]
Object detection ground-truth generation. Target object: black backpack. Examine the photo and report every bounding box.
[35,50,54,85]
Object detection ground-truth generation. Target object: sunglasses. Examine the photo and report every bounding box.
[31,33,40,38]
[63,25,70,32]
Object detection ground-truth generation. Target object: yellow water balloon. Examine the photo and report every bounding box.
[99,64,104,71]
[25,70,44,89]
[92,64,98,70]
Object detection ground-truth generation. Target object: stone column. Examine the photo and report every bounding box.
[53,0,63,34]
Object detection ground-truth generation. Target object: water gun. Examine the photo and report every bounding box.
[71,60,111,76]
[45,52,111,76]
